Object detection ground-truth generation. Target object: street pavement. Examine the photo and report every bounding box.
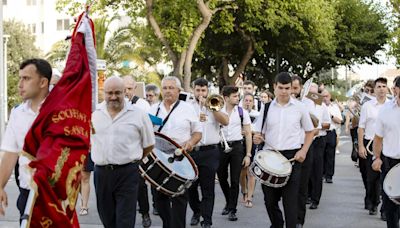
[0,133,388,227]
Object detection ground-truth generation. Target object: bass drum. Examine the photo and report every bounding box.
[383,163,400,205]
[250,150,292,188]
[140,132,198,197]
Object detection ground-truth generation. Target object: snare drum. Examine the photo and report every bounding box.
[383,163,400,205]
[139,132,198,197]
[250,150,292,188]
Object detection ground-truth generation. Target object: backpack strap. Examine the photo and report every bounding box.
[238,106,244,127]
[131,96,139,104]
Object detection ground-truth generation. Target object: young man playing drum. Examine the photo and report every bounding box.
[188,78,229,228]
[358,77,390,216]
[372,78,400,228]
[149,76,202,228]
[253,72,314,228]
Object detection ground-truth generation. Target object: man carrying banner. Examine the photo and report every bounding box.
[0,59,52,220]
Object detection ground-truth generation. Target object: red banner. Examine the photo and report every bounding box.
[22,14,94,227]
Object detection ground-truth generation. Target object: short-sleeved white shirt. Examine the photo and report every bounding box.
[375,100,400,159]
[190,101,221,146]
[91,100,155,165]
[358,98,389,140]
[326,102,343,131]
[149,100,202,146]
[1,101,37,189]
[254,97,314,151]
[128,97,151,112]
[221,106,251,142]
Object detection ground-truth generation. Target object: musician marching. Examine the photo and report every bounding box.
[371,78,400,228]
[218,86,252,221]
[358,77,390,216]
[253,72,314,228]
[148,76,202,228]
[188,78,229,228]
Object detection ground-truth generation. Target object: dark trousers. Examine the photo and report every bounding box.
[364,139,381,209]
[154,190,188,228]
[324,130,337,179]
[137,176,156,215]
[217,142,244,213]
[262,149,301,228]
[382,157,400,228]
[310,136,327,205]
[350,127,359,162]
[188,145,220,225]
[359,153,370,208]
[297,144,313,225]
[94,163,139,228]
[17,188,29,224]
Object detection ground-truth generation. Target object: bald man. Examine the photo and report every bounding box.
[91,76,155,228]
[122,75,151,112]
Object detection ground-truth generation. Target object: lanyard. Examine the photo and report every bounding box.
[155,100,180,132]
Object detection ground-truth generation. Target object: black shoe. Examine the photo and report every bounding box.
[221,207,230,215]
[369,208,377,215]
[309,203,318,209]
[306,198,311,205]
[325,177,333,183]
[153,207,159,216]
[381,212,387,221]
[228,211,238,221]
[190,213,201,226]
[201,221,211,228]
[296,224,303,228]
[142,213,152,228]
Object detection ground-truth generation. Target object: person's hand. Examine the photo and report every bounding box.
[358,145,367,159]
[0,188,8,216]
[294,149,307,163]
[372,157,382,172]
[253,133,264,145]
[242,156,251,167]
[183,141,194,152]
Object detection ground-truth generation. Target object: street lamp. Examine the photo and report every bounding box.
[0,0,4,138]
[3,34,9,123]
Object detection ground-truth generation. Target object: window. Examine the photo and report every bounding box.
[3,0,7,5]
[63,19,70,30]
[27,24,36,34]
[41,22,44,34]
[57,19,63,31]
[26,0,36,5]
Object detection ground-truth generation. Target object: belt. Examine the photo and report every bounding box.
[227,140,243,146]
[194,144,219,152]
[96,161,138,170]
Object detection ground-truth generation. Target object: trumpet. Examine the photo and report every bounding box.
[205,94,225,112]
[220,126,232,153]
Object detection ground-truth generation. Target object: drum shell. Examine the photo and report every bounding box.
[383,163,400,205]
[250,159,290,188]
[140,151,195,197]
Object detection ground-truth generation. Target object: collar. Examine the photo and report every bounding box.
[22,99,45,115]
[161,100,179,111]
[99,100,129,116]
[272,97,296,107]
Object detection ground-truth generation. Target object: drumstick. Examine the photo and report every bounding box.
[282,157,296,164]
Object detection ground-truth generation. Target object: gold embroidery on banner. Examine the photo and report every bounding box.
[65,154,86,211]
[48,203,67,216]
[21,151,36,161]
[49,148,70,186]
[40,216,53,228]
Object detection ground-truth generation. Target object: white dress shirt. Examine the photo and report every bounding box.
[149,100,202,146]
[375,100,400,159]
[125,97,151,112]
[190,100,221,146]
[91,100,155,165]
[221,106,251,141]
[300,97,317,141]
[254,97,314,151]
[1,101,37,189]
[326,102,343,131]
[316,103,331,136]
[359,98,389,140]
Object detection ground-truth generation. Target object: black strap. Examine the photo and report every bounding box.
[261,102,271,132]
[238,106,244,127]
[156,100,180,132]
[257,99,262,112]
[131,96,139,104]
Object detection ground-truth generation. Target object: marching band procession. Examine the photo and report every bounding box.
[0,8,400,228]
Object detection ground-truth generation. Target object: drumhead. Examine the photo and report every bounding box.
[255,150,292,175]
[154,134,196,180]
[383,163,400,198]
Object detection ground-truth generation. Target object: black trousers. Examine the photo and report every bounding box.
[382,156,400,228]
[297,144,313,225]
[153,190,188,228]
[359,152,370,208]
[309,136,327,206]
[188,145,220,225]
[217,141,244,213]
[94,163,139,228]
[350,127,358,162]
[324,130,337,179]
[137,176,156,215]
[17,187,29,224]
[262,149,301,228]
[363,139,381,209]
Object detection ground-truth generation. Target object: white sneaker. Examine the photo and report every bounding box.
[336,150,340,154]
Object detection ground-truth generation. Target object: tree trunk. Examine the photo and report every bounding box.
[183,0,213,91]
[230,34,255,85]
[219,56,229,89]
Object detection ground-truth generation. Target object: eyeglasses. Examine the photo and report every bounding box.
[105,91,123,96]
[146,94,155,97]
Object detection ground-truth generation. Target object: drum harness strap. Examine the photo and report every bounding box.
[131,95,140,104]
[155,100,181,132]
[261,102,271,132]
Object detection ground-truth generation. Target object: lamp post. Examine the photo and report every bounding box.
[3,34,9,123]
[0,0,4,139]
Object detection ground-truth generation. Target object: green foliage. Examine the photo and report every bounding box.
[4,20,41,111]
